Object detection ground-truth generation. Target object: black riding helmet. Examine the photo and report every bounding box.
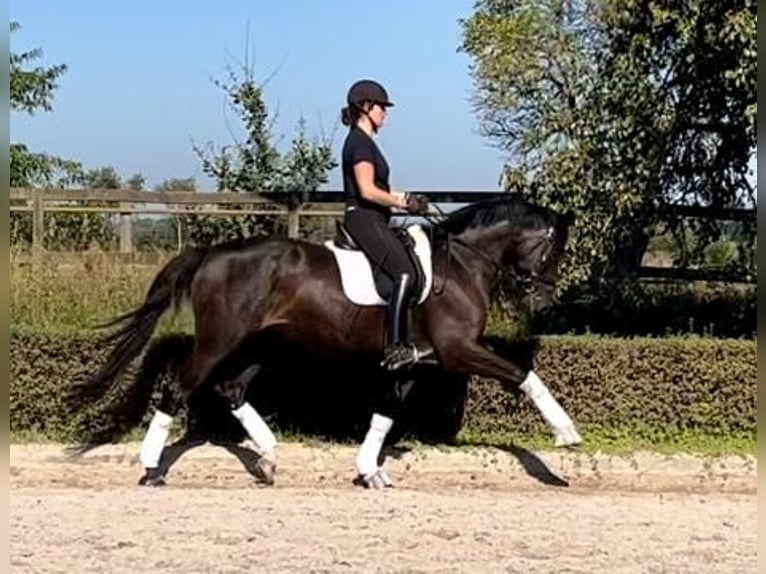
[347,79,395,108]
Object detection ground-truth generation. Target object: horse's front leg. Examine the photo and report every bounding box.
[354,412,395,489]
[440,340,582,448]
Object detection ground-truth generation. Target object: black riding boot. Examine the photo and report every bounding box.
[382,273,420,370]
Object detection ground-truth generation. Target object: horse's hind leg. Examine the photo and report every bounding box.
[215,364,278,485]
[137,334,245,486]
[137,410,175,486]
[136,389,196,488]
[136,360,187,486]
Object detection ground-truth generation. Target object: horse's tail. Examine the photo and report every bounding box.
[68,246,208,408]
[68,333,195,454]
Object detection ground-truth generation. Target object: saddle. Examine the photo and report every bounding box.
[333,220,359,251]
[324,220,433,306]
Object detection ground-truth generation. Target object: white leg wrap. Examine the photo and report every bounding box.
[232,402,277,457]
[520,371,582,446]
[139,410,173,469]
[355,413,394,478]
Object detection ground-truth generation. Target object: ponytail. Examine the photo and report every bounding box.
[341,106,355,126]
[341,104,365,127]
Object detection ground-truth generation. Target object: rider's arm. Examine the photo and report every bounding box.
[353,161,408,210]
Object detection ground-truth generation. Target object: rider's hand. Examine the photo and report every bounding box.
[392,191,409,210]
[404,193,430,216]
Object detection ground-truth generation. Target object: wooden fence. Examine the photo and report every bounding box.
[10,187,516,250]
[9,187,757,283]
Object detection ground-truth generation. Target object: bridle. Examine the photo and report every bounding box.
[420,206,557,297]
[511,226,558,296]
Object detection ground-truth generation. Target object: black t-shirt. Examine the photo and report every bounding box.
[342,126,391,219]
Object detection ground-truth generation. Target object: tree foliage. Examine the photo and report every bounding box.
[187,56,337,244]
[459,0,756,288]
[10,21,80,189]
[154,177,196,192]
[10,21,67,115]
[10,21,115,250]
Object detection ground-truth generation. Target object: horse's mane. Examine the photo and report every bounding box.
[428,195,558,243]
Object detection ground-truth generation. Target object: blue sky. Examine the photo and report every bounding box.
[10,1,508,192]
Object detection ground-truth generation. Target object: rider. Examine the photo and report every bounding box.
[340,78,428,370]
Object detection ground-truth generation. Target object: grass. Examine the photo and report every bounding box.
[452,427,757,457]
[9,247,520,337]
[10,246,756,340]
[10,425,756,458]
[10,248,193,335]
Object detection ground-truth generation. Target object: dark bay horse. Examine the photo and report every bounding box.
[71,196,581,488]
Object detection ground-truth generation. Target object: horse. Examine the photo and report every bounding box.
[69,195,581,488]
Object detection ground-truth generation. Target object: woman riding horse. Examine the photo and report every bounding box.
[69,83,581,488]
[340,78,430,371]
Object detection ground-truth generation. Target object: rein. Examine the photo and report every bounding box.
[419,207,503,296]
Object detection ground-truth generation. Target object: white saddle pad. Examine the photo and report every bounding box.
[324,224,433,306]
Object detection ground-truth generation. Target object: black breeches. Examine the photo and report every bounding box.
[343,208,417,288]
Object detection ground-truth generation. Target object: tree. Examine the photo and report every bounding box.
[459,0,596,178]
[83,166,122,189]
[459,0,757,287]
[126,173,146,191]
[10,21,81,188]
[188,51,337,245]
[10,143,83,188]
[584,0,757,277]
[154,177,196,192]
[127,177,197,252]
[10,21,67,114]
[41,165,121,251]
[10,21,91,249]
[150,177,196,250]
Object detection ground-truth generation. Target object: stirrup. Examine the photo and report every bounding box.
[381,343,420,370]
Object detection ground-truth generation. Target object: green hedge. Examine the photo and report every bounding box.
[10,330,756,446]
[10,331,117,439]
[462,335,756,439]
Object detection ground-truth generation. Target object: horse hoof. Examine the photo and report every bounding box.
[254,457,276,486]
[138,468,166,487]
[353,469,394,489]
[554,427,583,448]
